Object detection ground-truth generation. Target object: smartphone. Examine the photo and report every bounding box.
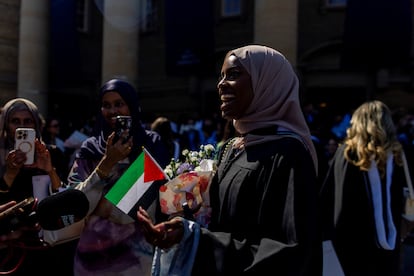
[113,115,132,144]
[0,197,37,234]
[15,128,36,165]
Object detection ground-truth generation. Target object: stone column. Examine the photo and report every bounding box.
[101,0,140,87]
[17,0,49,116]
[254,0,298,65]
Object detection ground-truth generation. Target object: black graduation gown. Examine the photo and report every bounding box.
[320,145,405,276]
[192,137,322,275]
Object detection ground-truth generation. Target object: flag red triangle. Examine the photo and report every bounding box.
[144,152,166,182]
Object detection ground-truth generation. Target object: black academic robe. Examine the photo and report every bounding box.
[192,137,322,275]
[321,145,405,276]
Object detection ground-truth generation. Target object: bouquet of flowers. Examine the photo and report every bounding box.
[159,144,217,227]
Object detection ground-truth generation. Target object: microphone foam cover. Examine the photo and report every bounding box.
[37,189,89,230]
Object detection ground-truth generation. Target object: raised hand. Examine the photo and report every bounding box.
[137,206,184,249]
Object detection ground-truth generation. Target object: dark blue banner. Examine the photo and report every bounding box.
[165,0,215,76]
[50,0,80,81]
[341,0,412,70]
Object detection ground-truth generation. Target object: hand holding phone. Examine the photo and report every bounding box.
[113,116,132,144]
[15,128,36,165]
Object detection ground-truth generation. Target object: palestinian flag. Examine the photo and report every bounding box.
[105,148,167,219]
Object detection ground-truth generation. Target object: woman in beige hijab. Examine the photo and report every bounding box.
[138,45,322,275]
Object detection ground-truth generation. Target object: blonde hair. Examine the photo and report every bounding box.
[343,100,403,178]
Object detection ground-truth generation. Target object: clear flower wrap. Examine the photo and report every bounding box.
[159,145,217,227]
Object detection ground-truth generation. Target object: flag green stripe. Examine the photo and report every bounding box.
[115,175,152,213]
[105,152,145,204]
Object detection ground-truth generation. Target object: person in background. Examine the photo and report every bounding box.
[150,116,181,160]
[323,134,340,167]
[0,99,63,200]
[42,116,69,180]
[303,102,329,188]
[138,45,322,275]
[42,116,65,153]
[178,114,201,151]
[320,100,409,275]
[198,115,219,147]
[0,98,68,275]
[67,78,170,275]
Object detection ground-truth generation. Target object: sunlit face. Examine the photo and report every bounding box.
[217,53,254,120]
[7,110,36,139]
[101,91,130,129]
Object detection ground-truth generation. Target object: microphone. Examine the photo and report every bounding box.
[36,189,89,230]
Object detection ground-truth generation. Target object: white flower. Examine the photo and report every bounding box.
[164,144,218,179]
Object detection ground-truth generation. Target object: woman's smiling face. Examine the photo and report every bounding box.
[217,53,254,120]
[101,91,131,129]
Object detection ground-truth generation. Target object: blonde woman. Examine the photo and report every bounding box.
[321,100,408,275]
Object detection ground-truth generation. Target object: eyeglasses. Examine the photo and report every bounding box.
[50,124,59,128]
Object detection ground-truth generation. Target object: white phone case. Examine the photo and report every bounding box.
[15,128,36,165]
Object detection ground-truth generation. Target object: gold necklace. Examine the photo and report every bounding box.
[220,137,237,164]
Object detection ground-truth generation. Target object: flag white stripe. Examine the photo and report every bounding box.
[116,174,153,213]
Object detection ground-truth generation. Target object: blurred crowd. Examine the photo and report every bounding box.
[1,100,411,187]
[0,92,413,275]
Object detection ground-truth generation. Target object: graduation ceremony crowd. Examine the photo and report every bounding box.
[0,45,414,275]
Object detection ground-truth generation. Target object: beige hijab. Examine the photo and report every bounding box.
[229,45,318,173]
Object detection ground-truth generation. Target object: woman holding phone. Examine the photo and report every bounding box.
[67,78,170,275]
[0,98,62,203]
[0,98,66,275]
